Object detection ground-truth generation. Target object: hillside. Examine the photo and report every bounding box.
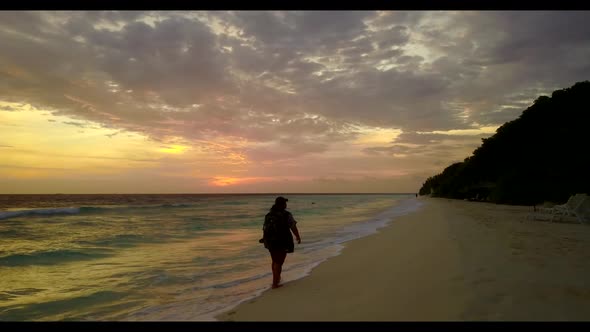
[419,81,590,205]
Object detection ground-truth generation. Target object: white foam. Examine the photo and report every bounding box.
[121,198,425,321]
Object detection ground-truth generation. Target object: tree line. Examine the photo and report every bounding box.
[419,81,590,205]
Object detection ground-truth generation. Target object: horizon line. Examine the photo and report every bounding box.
[0,192,418,195]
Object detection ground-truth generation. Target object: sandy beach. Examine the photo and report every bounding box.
[217,197,590,321]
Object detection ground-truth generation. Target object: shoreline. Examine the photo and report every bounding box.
[216,197,590,321]
[204,197,422,321]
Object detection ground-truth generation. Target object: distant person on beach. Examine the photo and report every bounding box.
[259,196,301,289]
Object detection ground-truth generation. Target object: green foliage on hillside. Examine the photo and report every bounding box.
[419,81,590,205]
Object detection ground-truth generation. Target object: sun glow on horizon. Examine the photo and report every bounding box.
[209,176,271,187]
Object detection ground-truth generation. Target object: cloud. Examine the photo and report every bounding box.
[244,139,329,163]
[0,105,19,112]
[361,129,492,174]
[62,121,87,128]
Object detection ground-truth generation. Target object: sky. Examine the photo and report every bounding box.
[1,11,590,194]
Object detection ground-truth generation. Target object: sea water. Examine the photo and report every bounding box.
[0,194,422,321]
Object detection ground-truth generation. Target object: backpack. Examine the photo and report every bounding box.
[262,209,293,251]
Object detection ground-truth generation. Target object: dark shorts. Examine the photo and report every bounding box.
[265,239,294,253]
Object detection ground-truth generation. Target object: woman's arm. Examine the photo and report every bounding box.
[287,213,301,244]
[290,224,301,244]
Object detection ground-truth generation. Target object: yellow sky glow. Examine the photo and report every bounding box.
[354,126,402,145]
[425,126,499,136]
[0,100,490,193]
[157,145,189,154]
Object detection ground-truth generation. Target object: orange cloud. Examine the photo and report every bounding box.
[209,176,269,187]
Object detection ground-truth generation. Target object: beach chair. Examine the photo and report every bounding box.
[570,194,590,224]
[550,194,587,221]
[528,193,588,224]
[534,194,578,213]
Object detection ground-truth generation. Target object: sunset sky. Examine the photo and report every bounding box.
[1,11,590,194]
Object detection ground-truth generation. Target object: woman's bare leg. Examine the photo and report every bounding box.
[270,250,287,288]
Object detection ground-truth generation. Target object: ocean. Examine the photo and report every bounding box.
[0,193,422,321]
